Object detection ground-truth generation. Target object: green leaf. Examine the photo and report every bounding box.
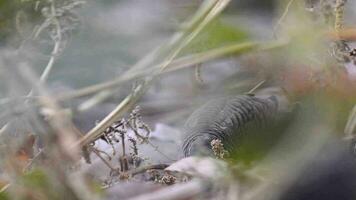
[22,169,50,189]
[181,18,249,55]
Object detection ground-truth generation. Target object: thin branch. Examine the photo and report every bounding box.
[344,104,356,139]
[129,164,169,176]
[273,0,295,38]
[40,1,62,83]
[327,28,356,41]
[28,0,62,96]
[194,63,204,84]
[334,0,347,33]
[22,148,44,173]
[92,148,117,171]
[146,140,176,162]
[247,80,266,94]
[0,124,8,137]
[73,84,145,147]
[0,183,10,193]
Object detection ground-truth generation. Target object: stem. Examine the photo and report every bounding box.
[40,19,61,83]
[335,0,346,33]
[273,0,295,38]
[92,148,116,171]
[247,80,266,94]
[0,183,10,193]
[28,0,62,96]
[129,164,169,176]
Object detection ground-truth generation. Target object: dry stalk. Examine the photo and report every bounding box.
[344,104,356,139]
[334,0,347,33]
[91,148,116,172]
[82,106,159,182]
[194,63,204,84]
[273,0,295,38]
[39,0,62,83]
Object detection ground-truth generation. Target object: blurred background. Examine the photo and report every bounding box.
[1,0,356,199]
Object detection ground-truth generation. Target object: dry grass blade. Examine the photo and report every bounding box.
[0,183,10,193]
[345,104,356,139]
[56,39,287,101]
[273,0,294,37]
[74,84,145,147]
[335,0,346,32]
[328,28,356,41]
[39,1,62,83]
[56,41,257,100]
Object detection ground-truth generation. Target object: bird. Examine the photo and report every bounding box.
[181,93,283,157]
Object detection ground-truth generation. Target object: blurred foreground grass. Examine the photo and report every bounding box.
[0,0,356,200]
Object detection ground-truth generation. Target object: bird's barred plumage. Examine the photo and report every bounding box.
[182,95,279,157]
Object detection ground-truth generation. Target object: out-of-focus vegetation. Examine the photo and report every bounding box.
[0,0,356,200]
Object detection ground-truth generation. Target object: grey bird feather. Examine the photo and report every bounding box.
[182,94,283,157]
